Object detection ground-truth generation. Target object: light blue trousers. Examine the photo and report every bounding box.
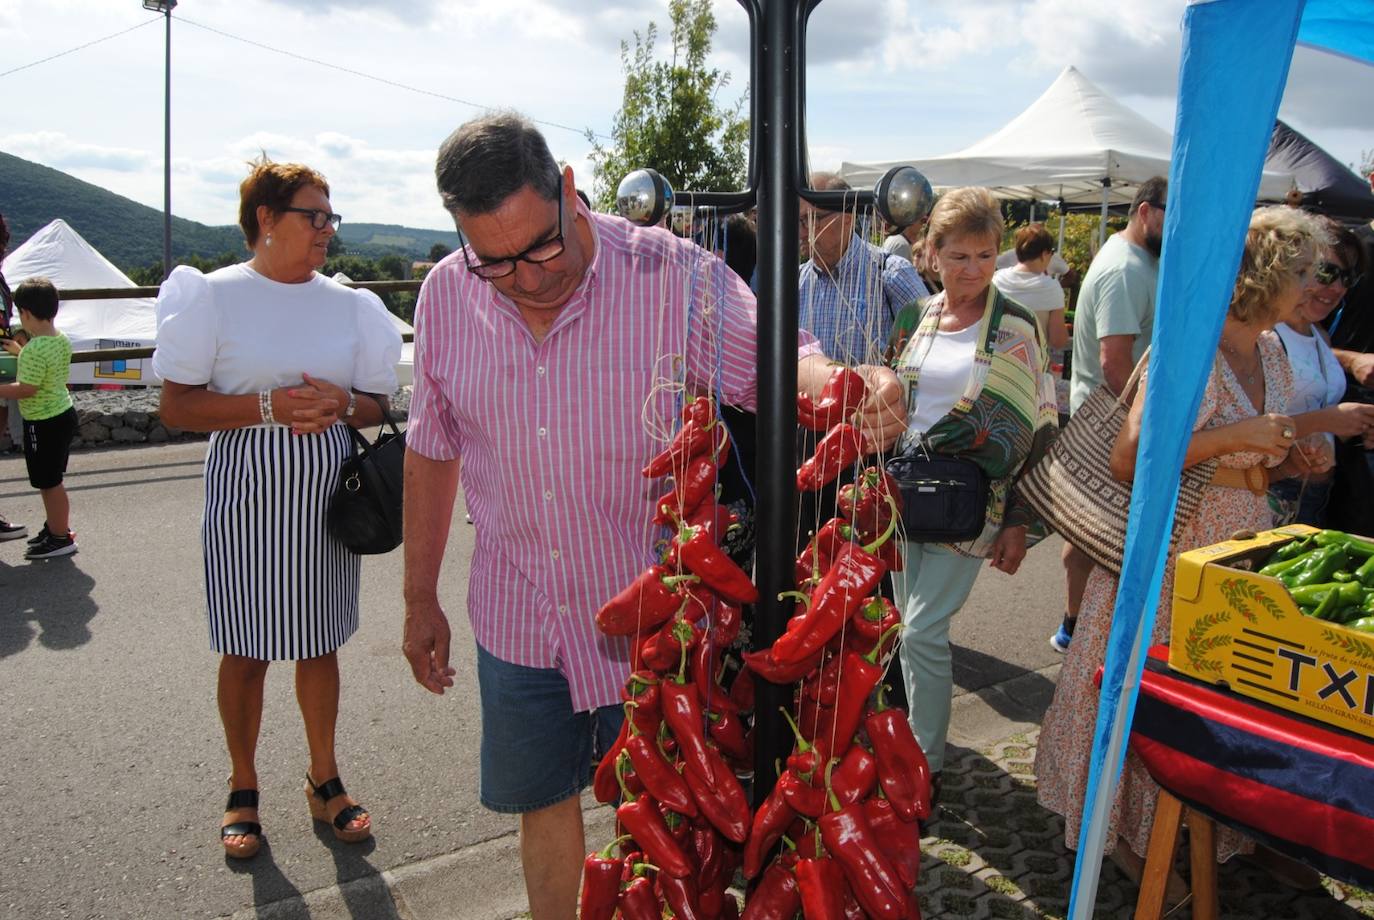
[895,541,984,773]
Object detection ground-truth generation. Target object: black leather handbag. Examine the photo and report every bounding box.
[327,410,406,555]
[884,447,990,543]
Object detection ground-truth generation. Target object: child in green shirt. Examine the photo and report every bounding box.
[0,277,78,559]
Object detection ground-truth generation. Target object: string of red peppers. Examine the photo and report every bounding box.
[581,376,932,918]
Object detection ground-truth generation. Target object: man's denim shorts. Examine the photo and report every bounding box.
[475,643,624,814]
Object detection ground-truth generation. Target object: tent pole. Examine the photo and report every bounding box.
[1029,200,1036,223]
[1099,179,1111,247]
[1057,187,1067,253]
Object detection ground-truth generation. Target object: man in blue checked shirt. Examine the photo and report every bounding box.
[798,172,930,366]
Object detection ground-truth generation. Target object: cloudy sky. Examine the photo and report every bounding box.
[2,0,1369,232]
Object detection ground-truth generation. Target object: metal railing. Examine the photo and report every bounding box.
[54,280,420,364]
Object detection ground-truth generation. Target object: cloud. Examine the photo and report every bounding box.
[0,132,147,172]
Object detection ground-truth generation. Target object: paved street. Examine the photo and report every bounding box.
[3,439,1366,919]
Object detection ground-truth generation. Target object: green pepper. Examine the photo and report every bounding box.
[1356,554,1374,589]
[1348,616,1374,633]
[1334,605,1369,625]
[1334,571,1355,582]
[1310,588,1341,621]
[1289,581,1363,610]
[1268,535,1316,564]
[1259,548,1320,578]
[1313,529,1374,558]
[1288,546,1350,588]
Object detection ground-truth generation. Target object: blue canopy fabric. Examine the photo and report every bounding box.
[1064,0,1374,914]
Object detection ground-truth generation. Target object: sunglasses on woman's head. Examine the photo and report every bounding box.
[1315,261,1358,287]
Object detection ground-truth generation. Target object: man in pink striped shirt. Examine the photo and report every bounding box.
[401,111,905,919]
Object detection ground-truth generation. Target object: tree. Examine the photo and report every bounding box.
[428,242,452,262]
[587,0,748,210]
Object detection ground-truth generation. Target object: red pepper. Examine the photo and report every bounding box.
[791,821,825,860]
[683,742,751,844]
[624,734,698,818]
[675,522,760,604]
[780,706,822,780]
[838,468,900,539]
[691,823,726,912]
[814,634,896,763]
[863,796,922,890]
[771,541,888,667]
[596,565,695,637]
[802,652,845,706]
[797,423,865,492]
[643,413,718,479]
[818,797,908,920]
[662,625,718,791]
[797,696,837,753]
[616,793,694,878]
[623,673,663,735]
[796,855,849,920]
[684,498,740,543]
[743,646,824,684]
[593,718,630,804]
[779,767,827,819]
[865,689,932,822]
[657,870,706,920]
[617,874,662,920]
[728,665,755,712]
[692,641,739,717]
[707,709,750,764]
[640,616,703,674]
[579,835,632,920]
[739,854,801,920]
[831,744,879,808]
[682,394,714,427]
[742,782,796,879]
[707,600,742,648]
[797,367,869,432]
[653,454,720,526]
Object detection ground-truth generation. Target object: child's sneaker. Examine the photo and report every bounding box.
[25,523,50,546]
[25,530,77,559]
[1049,616,1076,653]
[0,517,26,541]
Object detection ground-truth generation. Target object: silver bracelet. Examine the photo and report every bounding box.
[259,389,275,425]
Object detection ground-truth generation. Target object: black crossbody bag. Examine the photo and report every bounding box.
[327,408,406,555]
[885,440,990,543]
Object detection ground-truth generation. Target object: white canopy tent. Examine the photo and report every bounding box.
[839,66,1295,213]
[2,219,159,386]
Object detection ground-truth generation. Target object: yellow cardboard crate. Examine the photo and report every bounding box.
[1169,524,1374,739]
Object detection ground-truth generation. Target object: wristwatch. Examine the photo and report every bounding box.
[344,391,358,419]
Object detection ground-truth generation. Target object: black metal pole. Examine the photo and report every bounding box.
[749,0,802,808]
[162,5,173,280]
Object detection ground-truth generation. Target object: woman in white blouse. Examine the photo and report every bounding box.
[1272,221,1374,525]
[991,223,1069,354]
[152,160,401,859]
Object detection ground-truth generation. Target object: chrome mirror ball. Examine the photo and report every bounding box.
[616,168,675,227]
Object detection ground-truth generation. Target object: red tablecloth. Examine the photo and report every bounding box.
[1128,646,1374,887]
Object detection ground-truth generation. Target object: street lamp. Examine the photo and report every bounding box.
[144,0,177,280]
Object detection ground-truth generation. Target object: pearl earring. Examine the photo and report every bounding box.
[265,233,273,248]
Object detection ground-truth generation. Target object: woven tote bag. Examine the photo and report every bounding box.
[1018,351,1217,574]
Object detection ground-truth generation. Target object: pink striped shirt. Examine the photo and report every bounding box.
[408,207,820,711]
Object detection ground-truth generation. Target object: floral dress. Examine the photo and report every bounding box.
[1035,331,1293,860]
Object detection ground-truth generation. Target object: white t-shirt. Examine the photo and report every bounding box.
[992,266,1065,315]
[997,248,1070,278]
[152,263,402,398]
[906,322,980,435]
[1276,322,1345,447]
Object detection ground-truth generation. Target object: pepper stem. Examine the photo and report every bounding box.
[862,492,900,554]
[823,758,841,812]
[598,834,634,859]
[873,683,892,714]
[863,623,905,664]
[779,707,815,754]
[615,750,634,800]
[778,589,812,610]
[661,574,702,589]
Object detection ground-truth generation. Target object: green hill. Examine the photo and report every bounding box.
[0,150,459,270]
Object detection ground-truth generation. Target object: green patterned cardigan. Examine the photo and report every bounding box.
[889,285,1060,558]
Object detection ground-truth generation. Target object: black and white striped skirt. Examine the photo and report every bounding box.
[202,424,360,660]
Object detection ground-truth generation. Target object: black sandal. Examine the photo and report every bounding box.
[305,774,371,843]
[221,788,262,859]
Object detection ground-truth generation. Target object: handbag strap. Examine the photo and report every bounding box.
[346,402,402,457]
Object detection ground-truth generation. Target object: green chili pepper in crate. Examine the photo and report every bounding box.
[1289,582,1363,610]
[1268,536,1316,564]
[1348,616,1374,633]
[1313,530,1374,558]
[1259,549,1320,579]
[1356,555,1374,589]
[1287,546,1350,588]
[1310,588,1342,621]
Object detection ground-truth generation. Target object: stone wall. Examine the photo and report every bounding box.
[0,388,412,452]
